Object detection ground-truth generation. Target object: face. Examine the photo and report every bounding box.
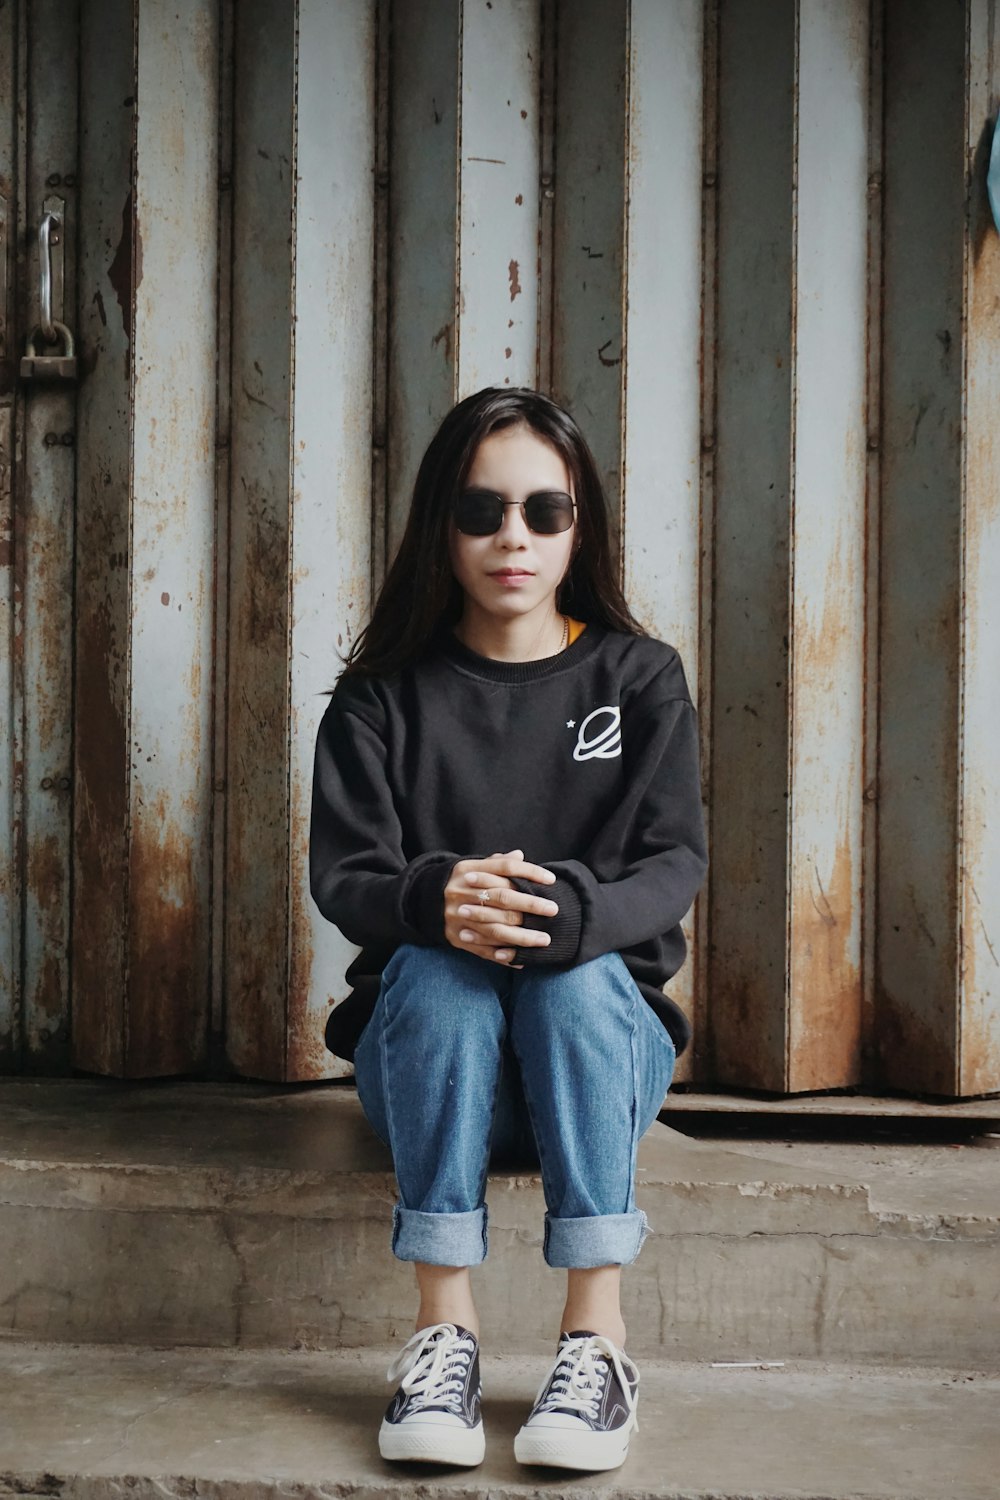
[448,424,576,625]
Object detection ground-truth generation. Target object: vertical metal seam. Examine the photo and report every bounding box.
[66,0,83,1066]
[785,0,801,1083]
[862,0,885,1087]
[958,0,973,1060]
[211,0,236,1062]
[122,0,140,1071]
[536,0,557,393]
[11,0,27,1069]
[618,0,632,587]
[699,0,721,1081]
[282,0,302,1083]
[371,0,391,594]
[453,0,463,402]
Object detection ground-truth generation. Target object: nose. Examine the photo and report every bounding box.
[495,503,531,547]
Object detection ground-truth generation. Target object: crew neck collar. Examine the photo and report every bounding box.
[437,622,604,683]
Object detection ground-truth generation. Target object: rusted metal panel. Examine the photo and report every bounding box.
[710,0,796,1089]
[620,0,706,1080]
[286,0,375,1080]
[712,0,868,1093]
[551,0,628,537]
[127,0,217,1075]
[19,0,79,1071]
[860,0,884,1093]
[0,0,17,1068]
[879,0,966,1095]
[227,0,375,1081]
[387,0,460,557]
[73,0,217,1077]
[958,0,1000,1095]
[71,0,134,1074]
[457,0,541,396]
[786,0,868,1090]
[225,0,296,1080]
[211,0,235,1044]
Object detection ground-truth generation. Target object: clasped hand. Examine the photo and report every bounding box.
[443,849,558,966]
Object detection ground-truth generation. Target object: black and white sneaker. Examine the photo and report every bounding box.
[514,1329,639,1471]
[378,1322,485,1466]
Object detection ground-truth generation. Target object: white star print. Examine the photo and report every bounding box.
[566,719,576,728]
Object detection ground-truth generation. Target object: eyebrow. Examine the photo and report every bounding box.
[460,486,574,500]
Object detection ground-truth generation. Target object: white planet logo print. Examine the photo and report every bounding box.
[573,706,622,762]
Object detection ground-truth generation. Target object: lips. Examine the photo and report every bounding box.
[489,569,534,579]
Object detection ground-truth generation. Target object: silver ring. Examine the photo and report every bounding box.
[479,888,491,904]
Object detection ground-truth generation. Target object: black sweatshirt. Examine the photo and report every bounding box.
[310,624,709,1062]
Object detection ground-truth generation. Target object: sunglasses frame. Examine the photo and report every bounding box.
[452,487,577,537]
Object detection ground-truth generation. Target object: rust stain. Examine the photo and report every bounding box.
[107,191,135,366]
[286,772,320,1081]
[127,814,206,1077]
[505,346,512,359]
[431,322,453,361]
[33,951,64,1028]
[72,574,129,1076]
[789,827,861,1091]
[960,819,1000,1093]
[28,831,64,917]
[514,193,523,206]
[874,981,958,1098]
[508,259,521,302]
[161,591,170,606]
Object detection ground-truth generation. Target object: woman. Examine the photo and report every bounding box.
[309,386,708,1472]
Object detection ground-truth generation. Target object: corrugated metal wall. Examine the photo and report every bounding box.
[1,0,998,1096]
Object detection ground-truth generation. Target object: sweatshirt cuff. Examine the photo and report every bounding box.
[403,857,455,944]
[509,876,583,966]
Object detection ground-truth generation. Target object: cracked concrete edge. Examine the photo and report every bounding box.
[0,1478,927,1500]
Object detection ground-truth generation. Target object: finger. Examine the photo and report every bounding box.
[457,903,522,927]
[473,942,515,966]
[482,923,550,948]
[464,855,556,885]
[487,886,559,915]
[457,933,517,964]
[464,870,513,890]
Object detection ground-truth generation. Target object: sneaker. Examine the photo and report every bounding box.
[378,1322,485,1466]
[514,1329,639,1471]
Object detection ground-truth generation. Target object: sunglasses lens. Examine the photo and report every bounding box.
[453,493,503,534]
[453,490,575,535]
[524,492,575,534]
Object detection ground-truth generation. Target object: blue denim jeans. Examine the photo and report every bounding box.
[353,944,677,1269]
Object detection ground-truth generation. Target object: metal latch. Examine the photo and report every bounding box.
[21,320,77,382]
[20,210,77,383]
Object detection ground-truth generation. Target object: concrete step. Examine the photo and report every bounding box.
[1,1339,995,1500]
[1,1079,999,1363]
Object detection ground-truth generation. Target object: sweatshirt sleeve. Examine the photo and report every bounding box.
[309,683,460,949]
[511,694,708,966]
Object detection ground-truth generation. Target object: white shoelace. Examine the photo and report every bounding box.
[386,1323,475,1415]
[532,1334,639,1428]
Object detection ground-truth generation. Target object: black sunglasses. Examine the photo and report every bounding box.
[453,488,576,536]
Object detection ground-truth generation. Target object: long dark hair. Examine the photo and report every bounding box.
[341,387,646,677]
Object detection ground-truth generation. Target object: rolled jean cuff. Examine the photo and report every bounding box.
[543,1209,651,1269]
[391,1204,488,1266]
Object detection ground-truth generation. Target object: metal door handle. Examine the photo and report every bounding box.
[38,211,59,343]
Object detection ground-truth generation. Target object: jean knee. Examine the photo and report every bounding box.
[513,953,634,1028]
[382,943,502,1037]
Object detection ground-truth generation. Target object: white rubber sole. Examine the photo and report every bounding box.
[514,1415,636,1472]
[378,1417,485,1466]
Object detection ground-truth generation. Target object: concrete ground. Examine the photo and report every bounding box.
[2,1078,999,1363]
[1,1339,997,1500]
